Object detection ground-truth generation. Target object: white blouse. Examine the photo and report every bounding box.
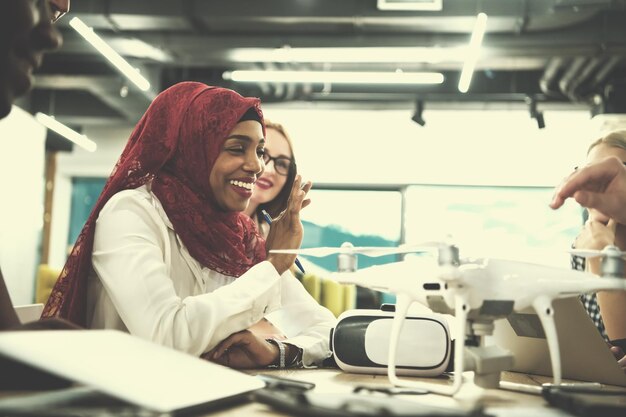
[86,185,336,366]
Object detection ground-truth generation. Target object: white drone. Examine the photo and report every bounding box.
[271,242,626,396]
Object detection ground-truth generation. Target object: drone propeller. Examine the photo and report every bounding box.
[568,245,626,259]
[269,244,434,258]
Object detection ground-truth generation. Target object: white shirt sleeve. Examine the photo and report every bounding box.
[91,190,282,356]
[266,271,337,366]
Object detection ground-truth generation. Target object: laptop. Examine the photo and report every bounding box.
[0,330,265,415]
[13,303,44,323]
[492,297,626,387]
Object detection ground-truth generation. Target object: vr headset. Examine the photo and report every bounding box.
[330,307,452,376]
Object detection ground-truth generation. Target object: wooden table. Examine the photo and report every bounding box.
[2,368,623,416]
[204,369,589,417]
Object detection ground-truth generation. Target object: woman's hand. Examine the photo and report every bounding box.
[576,218,616,251]
[609,345,626,374]
[576,219,616,274]
[265,175,312,274]
[207,330,278,369]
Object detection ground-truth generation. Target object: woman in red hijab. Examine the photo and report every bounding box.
[42,82,335,368]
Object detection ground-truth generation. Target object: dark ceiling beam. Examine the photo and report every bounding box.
[53,10,626,68]
[30,89,122,123]
[300,93,586,111]
[33,75,151,123]
[37,0,624,125]
[64,0,606,33]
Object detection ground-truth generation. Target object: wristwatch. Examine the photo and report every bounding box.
[287,345,304,368]
[266,338,285,368]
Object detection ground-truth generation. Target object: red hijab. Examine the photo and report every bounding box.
[42,82,267,326]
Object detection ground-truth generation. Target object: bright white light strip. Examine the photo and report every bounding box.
[69,17,150,91]
[35,113,97,152]
[377,0,442,11]
[224,70,444,85]
[458,13,488,93]
[229,46,467,64]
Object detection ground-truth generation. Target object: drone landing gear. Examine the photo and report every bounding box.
[533,296,561,385]
[387,293,469,396]
[388,296,517,395]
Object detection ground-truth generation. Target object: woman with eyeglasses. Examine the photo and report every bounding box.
[244,120,297,238]
[242,120,300,340]
[570,130,626,372]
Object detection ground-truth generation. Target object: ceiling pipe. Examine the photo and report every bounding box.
[539,58,567,98]
[589,56,622,90]
[567,56,606,99]
[540,53,621,104]
[558,56,590,101]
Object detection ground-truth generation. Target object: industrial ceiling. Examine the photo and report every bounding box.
[26,0,626,127]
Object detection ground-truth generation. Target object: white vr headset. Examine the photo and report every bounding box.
[330,307,452,376]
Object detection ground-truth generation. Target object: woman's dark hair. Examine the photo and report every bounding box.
[258,120,297,219]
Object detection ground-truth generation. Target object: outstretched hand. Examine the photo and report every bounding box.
[550,156,626,224]
[265,175,312,274]
[206,330,278,369]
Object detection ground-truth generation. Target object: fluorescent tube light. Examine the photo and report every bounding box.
[229,46,466,64]
[69,17,150,92]
[224,70,444,85]
[458,13,488,93]
[377,0,443,11]
[108,38,171,62]
[35,113,97,152]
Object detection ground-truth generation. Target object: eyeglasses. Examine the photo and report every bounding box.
[48,3,66,23]
[50,8,66,23]
[35,0,66,23]
[262,152,292,176]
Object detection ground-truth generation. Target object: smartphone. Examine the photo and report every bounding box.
[256,374,316,391]
[543,387,626,417]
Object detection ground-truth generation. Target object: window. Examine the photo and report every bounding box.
[300,188,403,271]
[405,185,582,267]
[68,177,106,246]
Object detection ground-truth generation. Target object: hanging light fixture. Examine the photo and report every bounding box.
[35,113,97,152]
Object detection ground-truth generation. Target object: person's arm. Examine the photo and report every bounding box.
[575,219,626,340]
[550,156,626,224]
[264,176,312,274]
[206,270,335,369]
[265,270,337,367]
[92,191,283,356]
[0,268,20,330]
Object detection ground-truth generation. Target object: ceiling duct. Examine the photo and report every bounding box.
[540,55,623,103]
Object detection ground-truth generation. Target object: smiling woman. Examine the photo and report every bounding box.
[210,113,265,212]
[42,82,336,369]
